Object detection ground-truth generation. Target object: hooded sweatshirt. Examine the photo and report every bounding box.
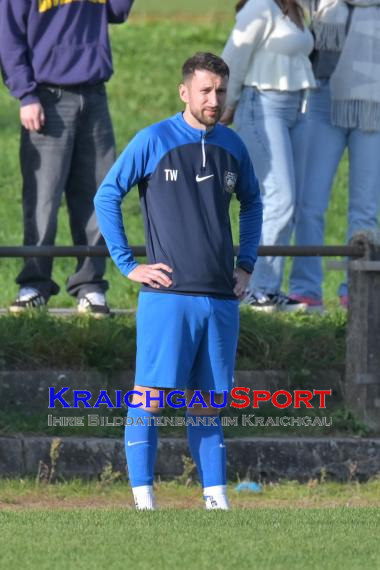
[0,0,134,106]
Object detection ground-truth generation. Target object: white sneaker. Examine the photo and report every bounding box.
[9,288,46,313]
[77,292,110,318]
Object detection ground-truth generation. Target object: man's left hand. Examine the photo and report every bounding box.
[233,267,251,300]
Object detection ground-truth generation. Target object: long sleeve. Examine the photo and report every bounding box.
[235,146,263,273]
[222,0,274,108]
[0,0,39,105]
[107,0,134,24]
[94,130,156,276]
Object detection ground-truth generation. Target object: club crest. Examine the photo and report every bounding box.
[223,171,237,194]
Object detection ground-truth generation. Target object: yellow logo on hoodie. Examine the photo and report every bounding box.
[39,0,106,13]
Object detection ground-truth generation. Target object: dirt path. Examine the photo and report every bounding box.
[1,494,379,510]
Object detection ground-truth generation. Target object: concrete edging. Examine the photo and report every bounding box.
[0,436,379,482]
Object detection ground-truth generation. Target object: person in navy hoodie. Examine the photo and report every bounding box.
[0,0,134,316]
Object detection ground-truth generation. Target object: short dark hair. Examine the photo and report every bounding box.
[182,52,229,81]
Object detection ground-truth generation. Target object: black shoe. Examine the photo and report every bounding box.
[243,290,278,312]
[244,291,308,313]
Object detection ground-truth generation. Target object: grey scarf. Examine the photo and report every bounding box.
[312,0,380,132]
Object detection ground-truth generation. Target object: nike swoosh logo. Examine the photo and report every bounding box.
[127,441,149,447]
[196,174,214,183]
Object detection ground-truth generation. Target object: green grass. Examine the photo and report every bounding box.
[1,480,379,570]
[0,504,379,569]
[130,0,236,20]
[0,309,346,371]
[0,19,350,310]
[2,478,380,507]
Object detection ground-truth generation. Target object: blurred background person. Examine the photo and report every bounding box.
[289,0,380,310]
[221,0,316,312]
[0,0,134,317]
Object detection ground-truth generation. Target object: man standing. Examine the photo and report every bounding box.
[0,0,134,316]
[95,52,263,509]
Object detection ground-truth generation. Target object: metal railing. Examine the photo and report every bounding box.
[0,245,366,258]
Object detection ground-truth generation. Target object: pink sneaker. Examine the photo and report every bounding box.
[339,295,348,309]
[289,295,324,314]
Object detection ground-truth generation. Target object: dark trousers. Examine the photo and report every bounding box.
[17,83,115,300]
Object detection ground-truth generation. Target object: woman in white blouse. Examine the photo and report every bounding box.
[221,0,316,312]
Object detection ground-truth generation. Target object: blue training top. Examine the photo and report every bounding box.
[94,112,263,299]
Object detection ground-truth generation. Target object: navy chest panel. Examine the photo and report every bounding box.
[142,143,239,203]
[137,142,240,296]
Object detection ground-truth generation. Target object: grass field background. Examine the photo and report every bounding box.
[0,3,351,309]
[131,0,236,20]
[0,506,379,569]
[0,480,379,569]
[2,478,380,509]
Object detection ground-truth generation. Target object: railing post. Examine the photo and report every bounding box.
[346,229,380,431]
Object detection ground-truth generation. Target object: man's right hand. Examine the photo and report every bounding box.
[128,263,173,289]
[20,102,45,132]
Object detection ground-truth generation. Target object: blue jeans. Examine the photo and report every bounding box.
[18,83,115,300]
[234,87,305,294]
[289,80,380,300]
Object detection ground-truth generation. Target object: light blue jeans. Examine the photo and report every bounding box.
[289,79,380,300]
[234,87,305,294]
